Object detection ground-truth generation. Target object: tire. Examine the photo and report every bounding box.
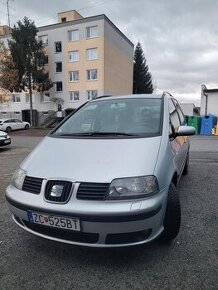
[160,183,181,242]
[182,152,189,175]
[25,124,29,130]
[6,126,12,133]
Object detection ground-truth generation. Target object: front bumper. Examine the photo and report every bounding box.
[6,184,168,247]
[0,138,11,147]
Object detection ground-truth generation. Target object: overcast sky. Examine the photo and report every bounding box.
[1,0,218,105]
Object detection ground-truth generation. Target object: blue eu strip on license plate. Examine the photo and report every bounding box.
[27,211,80,231]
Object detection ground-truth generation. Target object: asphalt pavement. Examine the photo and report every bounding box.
[0,133,217,290]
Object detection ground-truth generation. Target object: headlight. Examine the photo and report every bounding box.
[11,168,26,190]
[107,176,159,200]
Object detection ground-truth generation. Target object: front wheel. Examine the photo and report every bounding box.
[6,126,12,133]
[25,124,29,130]
[160,183,181,243]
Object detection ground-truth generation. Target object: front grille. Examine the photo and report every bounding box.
[77,182,110,200]
[22,176,43,194]
[45,180,72,203]
[0,139,11,146]
[22,220,99,244]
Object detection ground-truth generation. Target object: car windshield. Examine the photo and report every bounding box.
[52,98,162,137]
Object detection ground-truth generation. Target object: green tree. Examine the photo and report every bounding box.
[8,17,53,125]
[133,42,154,94]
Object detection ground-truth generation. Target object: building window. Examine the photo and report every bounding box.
[55,41,62,53]
[86,26,98,39]
[87,90,98,100]
[70,91,79,101]
[68,29,79,41]
[44,55,48,65]
[11,94,21,103]
[56,82,63,92]
[55,62,62,73]
[2,112,7,115]
[61,17,66,22]
[68,51,79,62]
[25,93,29,103]
[87,69,97,80]
[14,112,20,115]
[41,93,50,102]
[38,35,48,45]
[43,111,48,115]
[87,48,98,60]
[69,71,79,82]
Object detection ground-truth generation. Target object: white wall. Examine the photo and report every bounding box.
[201,91,218,116]
[0,92,56,114]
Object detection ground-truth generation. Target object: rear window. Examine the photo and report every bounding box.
[52,98,163,138]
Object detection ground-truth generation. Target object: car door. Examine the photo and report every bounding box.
[4,119,15,130]
[169,99,187,176]
[9,119,18,130]
[14,119,24,129]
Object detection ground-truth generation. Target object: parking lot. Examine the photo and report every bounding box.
[0,131,217,290]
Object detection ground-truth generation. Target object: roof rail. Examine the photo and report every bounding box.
[162,91,174,98]
[93,94,113,100]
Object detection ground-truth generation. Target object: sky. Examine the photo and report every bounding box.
[1,0,218,106]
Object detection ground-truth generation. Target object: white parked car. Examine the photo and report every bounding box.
[0,118,30,133]
[0,130,11,148]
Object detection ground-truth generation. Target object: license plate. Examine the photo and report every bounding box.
[4,139,11,144]
[27,211,80,231]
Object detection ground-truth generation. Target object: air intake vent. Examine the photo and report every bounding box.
[45,180,72,203]
[22,176,43,194]
[77,182,109,200]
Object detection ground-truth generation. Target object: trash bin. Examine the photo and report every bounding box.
[200,115,217,135]
[215,121,218,136]
[188,116,202,135]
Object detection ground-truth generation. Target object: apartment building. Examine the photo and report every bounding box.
[0,10,134,124]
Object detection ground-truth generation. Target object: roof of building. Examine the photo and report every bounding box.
[202,84,218,94]
[204,88,218,93]
[0,14,134,47]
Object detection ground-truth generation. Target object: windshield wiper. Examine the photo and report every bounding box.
[89,131,135,136]
[57,132,135,137]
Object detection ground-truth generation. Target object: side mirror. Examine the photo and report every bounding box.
[176,125,196,136]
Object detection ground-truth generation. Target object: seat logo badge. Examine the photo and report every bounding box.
[50,185,64,197]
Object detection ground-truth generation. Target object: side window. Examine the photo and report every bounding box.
[169,119,173,136]
[177,106,185,124]
[169,99,180,133]
[174,101,185,124]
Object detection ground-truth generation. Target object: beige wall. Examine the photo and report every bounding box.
[104,38,133,95]
[65,38,105,93]
[58,11,83,23]
[0,25,10,36]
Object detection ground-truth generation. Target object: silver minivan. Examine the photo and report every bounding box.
[6,93,195,247]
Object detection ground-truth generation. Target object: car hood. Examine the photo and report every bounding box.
[0,130,7,137]
[21,136,162,182]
